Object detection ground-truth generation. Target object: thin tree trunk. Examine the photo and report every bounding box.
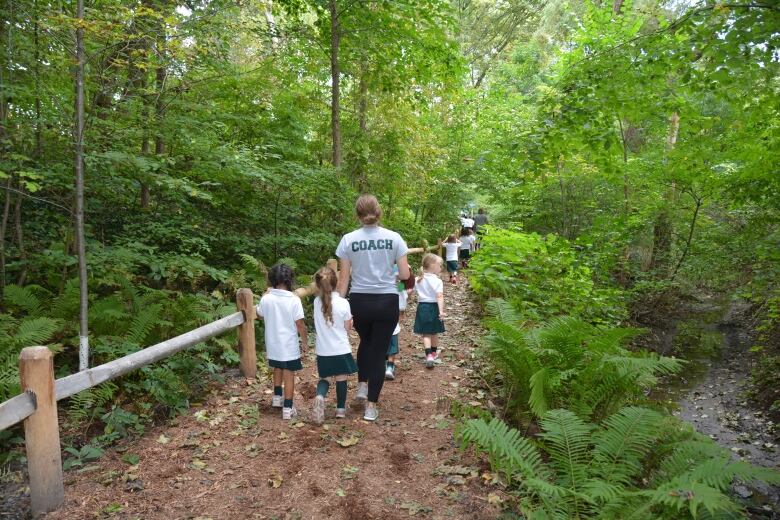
[0,178,12,304]
[355,64,368,190]
[617,116,629,215]
[33,0,42,159]
[557,157,567,238]
[264,0,279,51]
[650,112,680,272]
[75,0,89,371]
[329,0,341,168]
[13,189,26,285]
[670,192,702,282]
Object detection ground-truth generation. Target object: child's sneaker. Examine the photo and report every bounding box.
[312,395,325,424]
[272,395,283,408]
[282,406,298,420]
[363,406,379,422]
[385,364,396,380]
[433,351,443,364]
[452,275,458,285]
[355,382,368,401]
[335,408,346,419]
[425,353,435,369]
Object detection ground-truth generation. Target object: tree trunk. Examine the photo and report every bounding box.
[75,0,90,371]
[650,112,680,272]
[33,0,43,160]
[329,0,341,168]
[557,157,568,238]
[355,64,368,190]
[13,189,26,285]
[0,178,12,304]
[617,116,629,214]
[264,0,279,51]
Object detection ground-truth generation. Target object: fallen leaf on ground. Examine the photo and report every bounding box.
[337,435,360,447]
[268,474,283,488]
[157,434,170,444]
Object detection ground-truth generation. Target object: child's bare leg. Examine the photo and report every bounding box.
[273,368,283,388]
[272,368,283,404]
[422,335,432,353]
[431,335,440,357]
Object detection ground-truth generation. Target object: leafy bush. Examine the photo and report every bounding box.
[459,408,780,519]
[469,228,626,325]
[482,300,682,423]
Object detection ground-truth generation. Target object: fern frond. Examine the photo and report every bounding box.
[4,284,43,316]
[592,406,665,486]
[458,417,549,485]
[485,298,522,324]
[539,409,593,491]
[13,317,60,348]
[126,304,162,345]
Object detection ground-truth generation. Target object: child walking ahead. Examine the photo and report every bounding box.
[257,264,308,420]
[443,234,462,285]
[312,266,357,424]
[413,254,446,369]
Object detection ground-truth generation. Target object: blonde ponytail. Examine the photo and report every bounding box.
[314,266,338,325]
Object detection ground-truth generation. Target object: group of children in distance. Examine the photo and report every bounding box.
[257,236,473,422]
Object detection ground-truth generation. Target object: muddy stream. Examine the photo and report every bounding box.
[652,298,779,517]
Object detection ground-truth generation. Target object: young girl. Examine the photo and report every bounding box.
[443,234,462,285]
[385,266,411,381]
[459,228,475,269]
[312,266,357,424]
[256,264,308,420]
[413,254,446,369]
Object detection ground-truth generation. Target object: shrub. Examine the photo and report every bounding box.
[459,408,780,519]
[469,228,626,325]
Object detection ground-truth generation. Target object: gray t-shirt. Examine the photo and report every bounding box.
[336,226,408,294]
[474,214,488,227]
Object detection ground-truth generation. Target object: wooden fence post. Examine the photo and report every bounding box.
[236,288,257,379]
[19,346,64,516]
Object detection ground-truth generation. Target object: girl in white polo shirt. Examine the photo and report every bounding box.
[311,266,357,424]
[413,253,446,369]
[256,264,308,420]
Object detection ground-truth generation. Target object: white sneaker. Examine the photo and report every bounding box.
[272,395,283,408]
[282,406,298,420]
[312,396,325,424]
[433,352,443,364]
[363,406,379,422]
[426,353,435,369]
[335,408,346,419]
[385,365,396,381]
[355,382,368,401]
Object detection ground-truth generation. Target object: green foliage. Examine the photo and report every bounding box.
[63,444,105,471]
[482,303,681,422]
[460,408,780,519]
[470,229,626,325]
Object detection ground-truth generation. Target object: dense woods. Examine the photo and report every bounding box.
[1,0,779,517]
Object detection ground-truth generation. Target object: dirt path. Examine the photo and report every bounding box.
[45,276,500,520]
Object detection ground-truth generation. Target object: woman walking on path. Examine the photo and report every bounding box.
[336,195,414,421]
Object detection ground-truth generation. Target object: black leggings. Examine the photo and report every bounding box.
[349,293,399,403]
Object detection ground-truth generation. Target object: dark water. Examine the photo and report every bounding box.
[653,300,779,516]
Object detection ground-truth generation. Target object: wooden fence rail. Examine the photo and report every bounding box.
[0,245,440,516]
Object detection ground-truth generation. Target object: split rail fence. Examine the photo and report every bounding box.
[0,242,440,517]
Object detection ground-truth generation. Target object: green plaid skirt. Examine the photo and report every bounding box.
[413,302,446,334]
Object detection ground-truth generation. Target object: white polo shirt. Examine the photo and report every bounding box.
[257,289,305,362]
[336,225,408,294]
[460,235,475,250]
[313,292,353,357]
[416,273,443,303]
[444,242,461,261]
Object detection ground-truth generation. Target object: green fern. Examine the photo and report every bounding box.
[482,310,683,420]
[459,408,780,519]
[4,284,44,316]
